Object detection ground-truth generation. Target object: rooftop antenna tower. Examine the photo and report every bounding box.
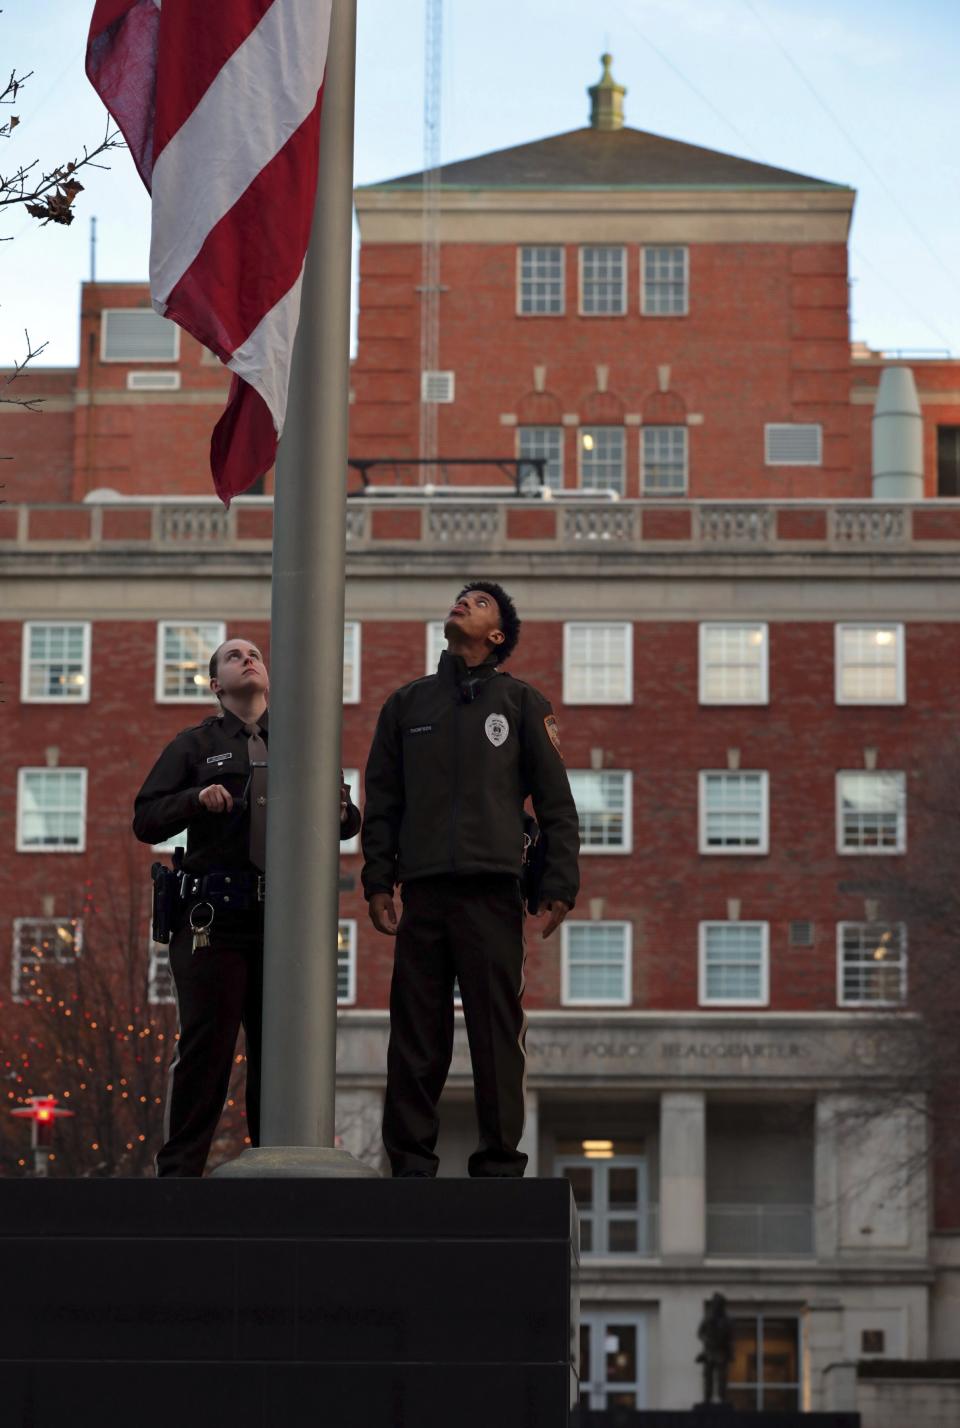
[419,0,443,465]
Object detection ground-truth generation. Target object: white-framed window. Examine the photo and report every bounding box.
[837,772,906,854]
[101,307,180,362]
[518,425,563,491]
[568,770,632,853]
[517,245,565,315]
[148,941,176,1005]
[556,1145,651,1255]
[579,246,627,316]
[341,768,360,855]
[156,621,225,703]
[579,427,626,495]
[152,828,188,856]
[699,922,769,1006]
[835,623,905,705]
[16,769,87,853]
[729,1314,801,1413]
[837,923,907,1007]
[424,621,447,674]
[562,922,632,1006]
[641,426,688,495]
[764,424,822,466]
[343,621,361,703]
[11,917,83,1001]
[641,245,688,315]
[563,622,632,705]
[699,772,769,854]
[21,621,91,703]
[579,1311,648,1410]
[337,919,357,1005]
[699,623,769,705]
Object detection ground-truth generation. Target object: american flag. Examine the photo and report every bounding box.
[86,0,333,505]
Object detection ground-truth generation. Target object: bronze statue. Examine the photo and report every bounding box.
[696,1292,733,1407]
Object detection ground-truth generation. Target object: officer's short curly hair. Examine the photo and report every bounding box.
[457,580,521,664]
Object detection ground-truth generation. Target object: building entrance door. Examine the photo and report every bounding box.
[579,1312,648,1410]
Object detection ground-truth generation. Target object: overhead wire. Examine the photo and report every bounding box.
[740,0,960,300]
[607,0,956,350]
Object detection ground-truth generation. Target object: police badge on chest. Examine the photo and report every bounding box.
[485,713,509,747]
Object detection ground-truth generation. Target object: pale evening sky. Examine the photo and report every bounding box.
[1,0,958,369]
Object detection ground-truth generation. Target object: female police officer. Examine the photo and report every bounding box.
[134,637,360,1176]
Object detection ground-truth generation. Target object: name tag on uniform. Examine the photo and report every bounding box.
[206,752,233,764]
[407,725,433,736]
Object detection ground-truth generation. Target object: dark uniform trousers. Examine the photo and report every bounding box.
[156,902,264,1178]
[382,873,528,1178]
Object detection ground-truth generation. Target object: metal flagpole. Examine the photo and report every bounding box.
[214,0,376,1178]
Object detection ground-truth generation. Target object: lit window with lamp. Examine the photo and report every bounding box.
[21,621,91,702]
[337,920,357,1005]
[579,427,626,495]
[578,1312,649,1410]
[837,922,907,1005]
[555,1138,653,1254]
[728,1314,801,1413]
[11,917,83,1001]
[835,623,905,704]
[155,621,225,703]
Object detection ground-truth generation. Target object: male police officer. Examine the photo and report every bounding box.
[362,581,580,1177]
[134,637,360,1177]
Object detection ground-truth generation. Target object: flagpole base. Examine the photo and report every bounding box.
[209,1146,381,1179]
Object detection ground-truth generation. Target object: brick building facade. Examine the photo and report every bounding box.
[3,60,960,1414]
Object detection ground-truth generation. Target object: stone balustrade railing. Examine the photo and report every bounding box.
[3,498,960,552]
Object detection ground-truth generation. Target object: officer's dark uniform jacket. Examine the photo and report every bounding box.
[133,708,361,866]
[362,651,579,907]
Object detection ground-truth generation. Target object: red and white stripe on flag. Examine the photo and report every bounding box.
[86,0,333,505]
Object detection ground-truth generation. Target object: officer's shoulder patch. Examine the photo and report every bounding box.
[544,714,563,759]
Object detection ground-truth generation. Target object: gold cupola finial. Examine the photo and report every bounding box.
[588,53,626,131]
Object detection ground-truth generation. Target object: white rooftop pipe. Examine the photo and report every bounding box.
[872,366,923,500]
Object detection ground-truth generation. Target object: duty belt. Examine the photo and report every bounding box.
[180,870,265,907]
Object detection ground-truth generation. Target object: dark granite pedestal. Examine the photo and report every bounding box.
[0,1177,577,1428]
[573,1412,859,1427]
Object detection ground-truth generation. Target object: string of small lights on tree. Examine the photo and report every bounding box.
[1,875,250,1175]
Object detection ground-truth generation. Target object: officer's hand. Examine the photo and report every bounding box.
[369,892,398,936]
[198,783,234,814]
[340,775,351,824]
[539,900,570,939]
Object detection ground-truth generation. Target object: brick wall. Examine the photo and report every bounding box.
[4,614,956,1020]
[351,240,861,498]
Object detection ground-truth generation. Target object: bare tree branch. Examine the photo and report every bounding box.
[0,117,122,226]
[0,328,48,408]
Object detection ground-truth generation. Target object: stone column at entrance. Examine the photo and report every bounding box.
[518,1087,539,1176]
[659,1291,708,1410]
[659,1091,706,1259]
